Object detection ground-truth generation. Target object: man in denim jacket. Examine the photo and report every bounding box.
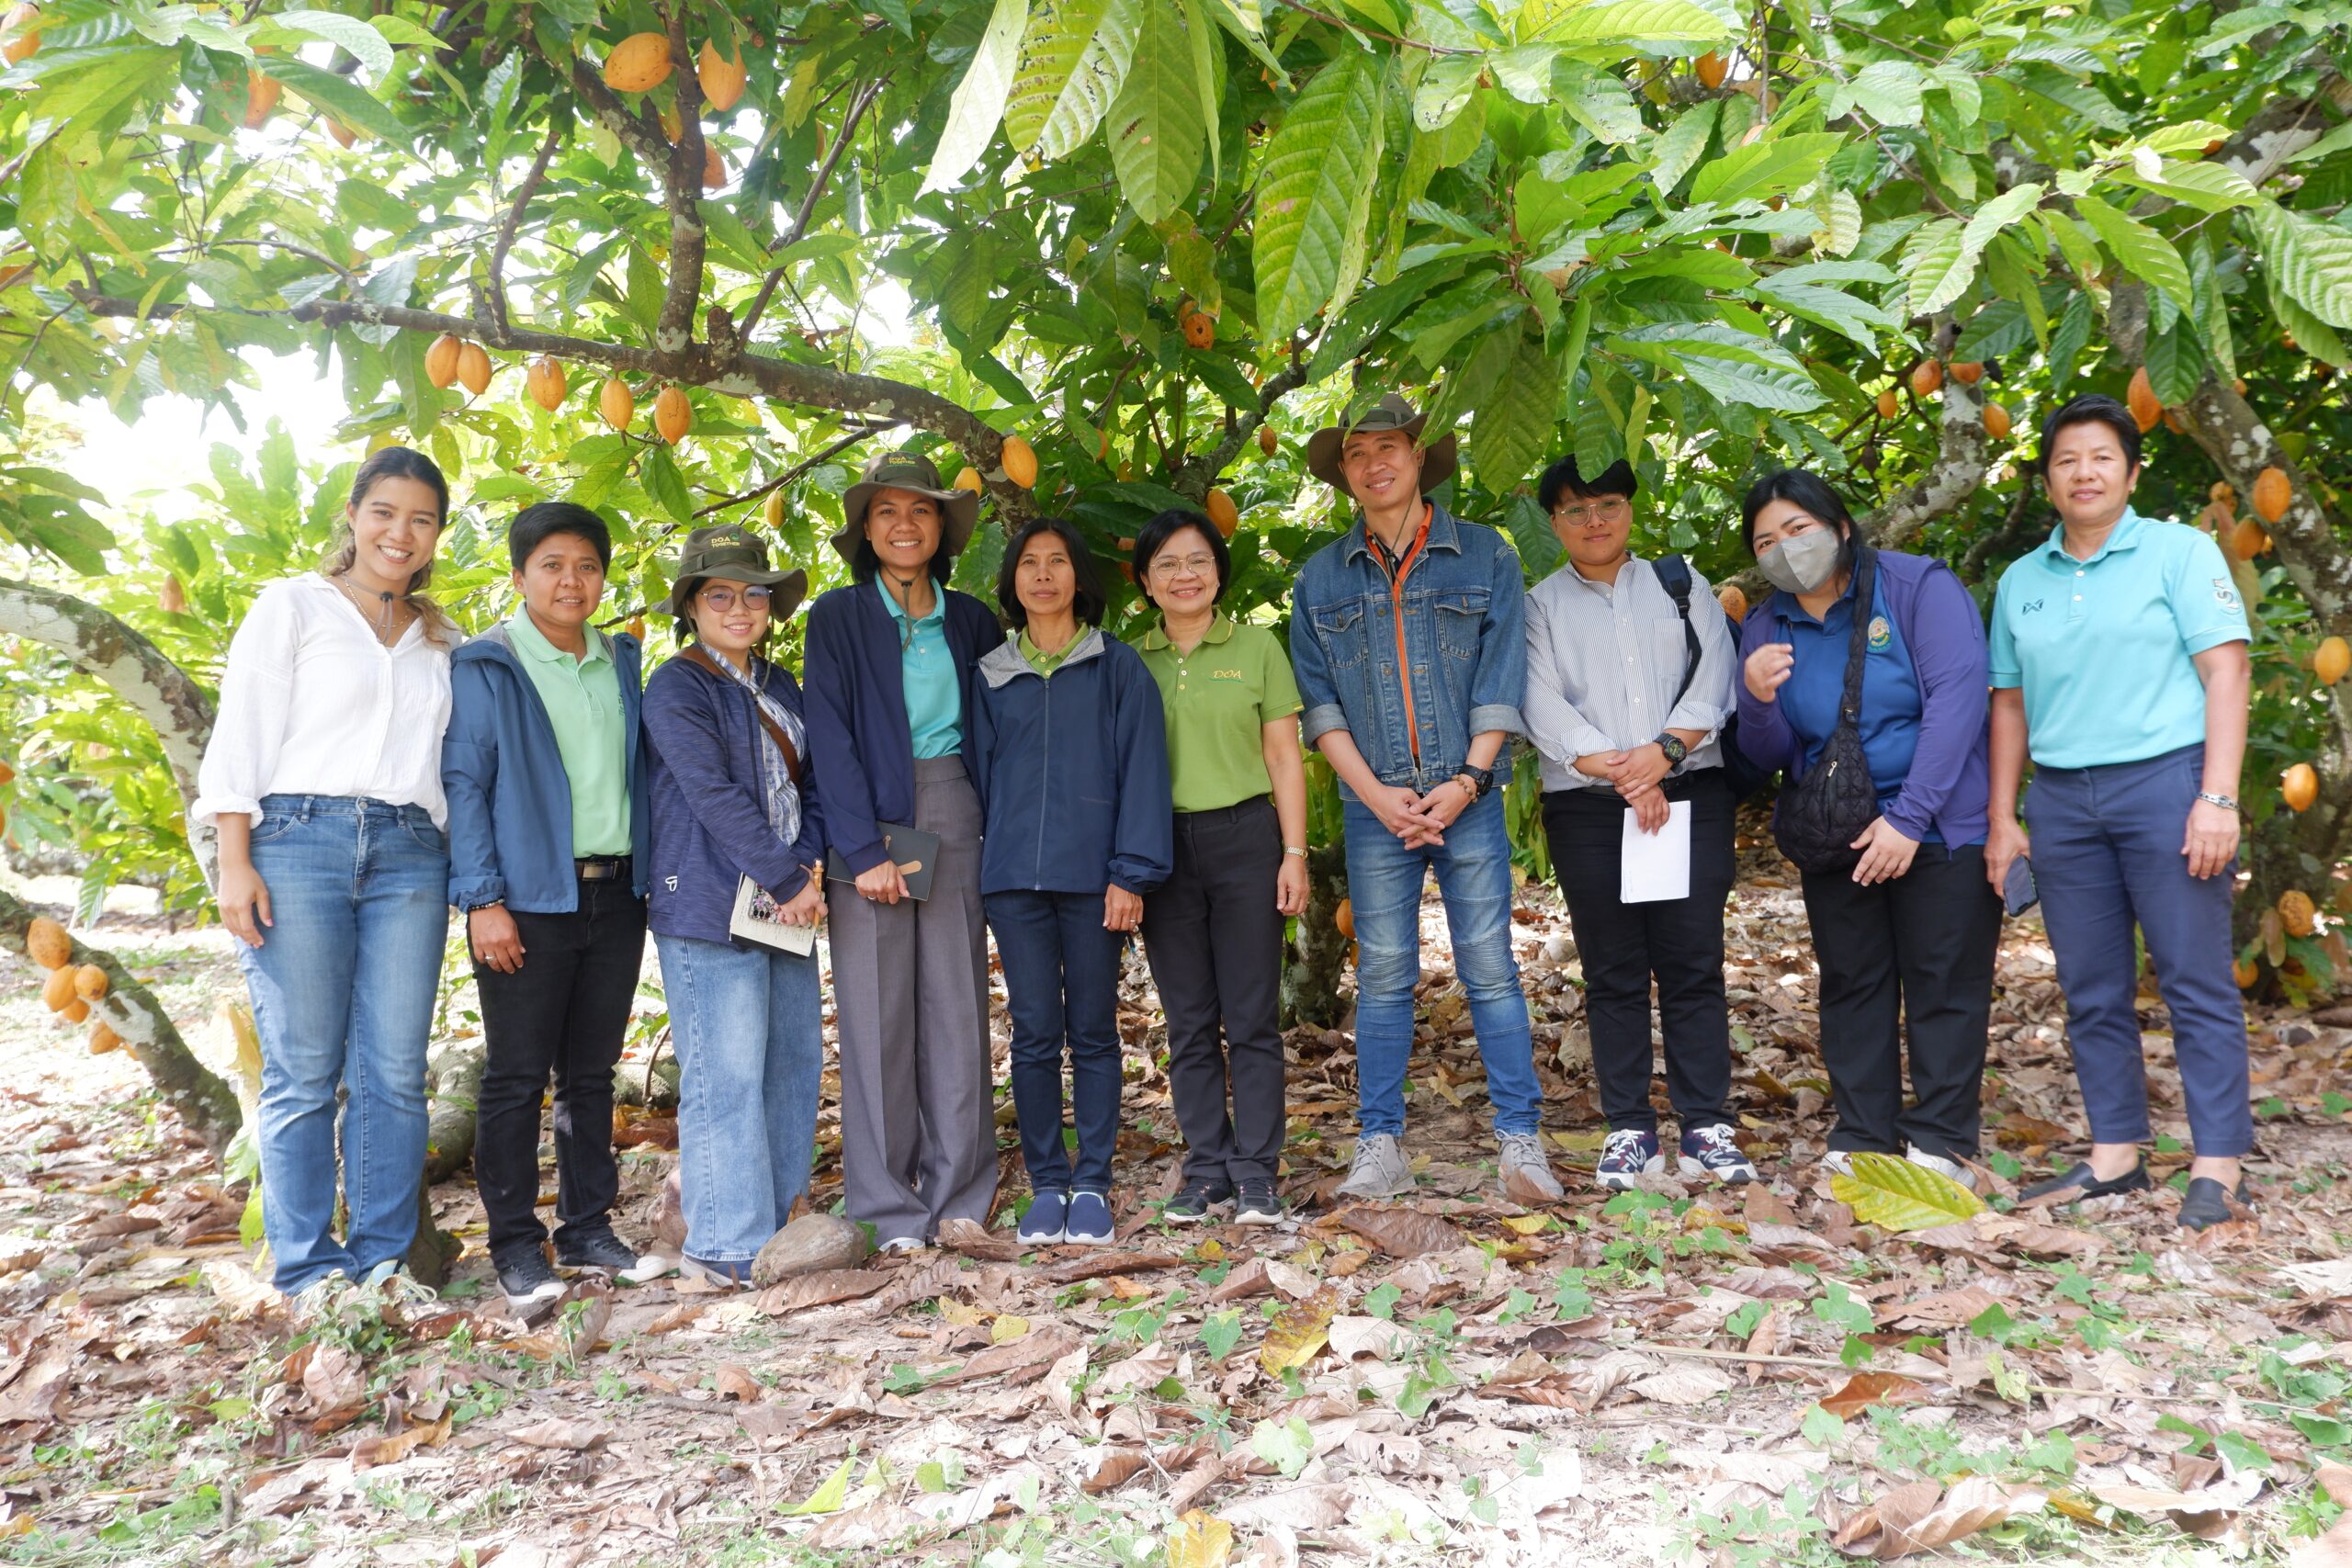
[1290,395,1562,1202]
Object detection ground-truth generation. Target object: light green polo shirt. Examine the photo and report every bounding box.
[1132,615,1303,813]
[507,609,631,856]
[1988,507,2250,770]
[1019,627,1079,677]
[879,580,962,759]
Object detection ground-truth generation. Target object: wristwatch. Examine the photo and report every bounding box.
[2195,791,2240,811]
[1457,764,1496,798]
[1653,733,1690,768]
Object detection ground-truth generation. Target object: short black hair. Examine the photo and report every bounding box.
[1537,456,1638,513]
[1132,509,1231,605]
[997,517,1107,630]
[1739,468,1860,554]
[2036,393,2143,478]
[508,501,614,572]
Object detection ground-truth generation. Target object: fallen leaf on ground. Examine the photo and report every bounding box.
[1168,1508,1234,1568]
[1819,1371,1929,1419]
[1832,1153,1986,1232]
[1207,1258,1272,1303]
[352,1414,450,1469]
[1837,1476,2046,1559]
[201,1259,284,1321]
[507,1418,608,1450]
[1219,1483,1351,1531]
[1627,1361,1736,1406]
[936,1326,1082,1386]
[1046,1250,1183,1284]
[938,1216,1019,1261]
[300,1343,365,1413]
[0,1342,74,1424]
[1877,1287,2004,1330]
[763,1269,890,1314]
[1082,1449,1149,1495]
[714,1364,761,1403]
[1335,1205,1464,1257]
[1261,1285,1340,1375]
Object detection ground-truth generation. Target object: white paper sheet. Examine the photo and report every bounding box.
[1621,799,1692,903]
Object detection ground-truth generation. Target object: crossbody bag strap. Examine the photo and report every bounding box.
[1654,555,1703,708]
[683,643,804,787]
[1836,546,1878,728]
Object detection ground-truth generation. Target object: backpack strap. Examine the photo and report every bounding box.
[682,643,804,787]
[1654,554,1702,708]
[1836,546,1878,728]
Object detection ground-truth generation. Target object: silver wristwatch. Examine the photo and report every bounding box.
[2195,791,2239,811]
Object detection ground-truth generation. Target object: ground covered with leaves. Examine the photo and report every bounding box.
[2,836,2350,1568]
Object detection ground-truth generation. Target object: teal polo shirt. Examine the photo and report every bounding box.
[878,580,963,759]
[1988,507,2249,770]
[506,609,632,856]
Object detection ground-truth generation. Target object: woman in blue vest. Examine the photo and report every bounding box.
[974,518,1171,1247]
[802,451,1005,1251]
[444,502,651,1314]
[1985,395,2254,1231]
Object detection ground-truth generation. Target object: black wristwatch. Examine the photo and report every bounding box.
[1457,764,1496,798]
[1653,734,1689,768]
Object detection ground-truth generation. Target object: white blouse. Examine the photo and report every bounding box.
[193,576,460,831]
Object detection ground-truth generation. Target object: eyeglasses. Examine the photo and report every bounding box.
[1550,496,1630,525]
[1149,553,1219,580]
[698,585,774,612]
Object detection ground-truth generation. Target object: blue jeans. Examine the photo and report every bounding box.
[652,931,823,1264]
[1343,789,1542,1137]
[237,795,449,1293]
[2026,744,2252,1156]
[986,890,1125,1192]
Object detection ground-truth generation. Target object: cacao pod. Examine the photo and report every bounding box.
[1001,436,1038,489]
[1983,401,2011,440]
[697,39,747,112]
[1717,584,1747,622]
[1875,389,1899,420]
[2253,466,2292,524]
[1695,51,1728,89]
[72,964,107,1000]
[2126,367,2161,433]
[25,916,69,970]
[1909,360,1942,398]
[598,378,635,431]
[1950,361,1984,385]
[456,341,492,397]
[2317,636,2349,687]
[2280,888,2319,938]
[602,32,673,94]
[1205,489,1240,538]
[653,385,692,444]
[2,3,41,65]
[424,333,463,389]
[2283,762,2319,812]
[243,69,281,130]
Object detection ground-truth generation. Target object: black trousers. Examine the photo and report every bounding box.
[472,876,648,1261]
[1138,796,1287,1185]
[1800,843,2002,1159]
[1542,771,1736,1134]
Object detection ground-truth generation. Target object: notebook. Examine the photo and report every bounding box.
[823,823,940,902]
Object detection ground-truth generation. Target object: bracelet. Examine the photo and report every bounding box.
[2195,791,2240,812]
[1283,846,1308,858]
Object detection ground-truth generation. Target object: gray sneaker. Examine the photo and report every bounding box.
[1336,1134,1415,1201]
[1498,1132,1566,1202]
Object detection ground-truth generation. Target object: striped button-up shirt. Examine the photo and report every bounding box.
[1522,554,1737,792]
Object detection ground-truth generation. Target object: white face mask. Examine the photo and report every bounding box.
[1756,527,1845,594]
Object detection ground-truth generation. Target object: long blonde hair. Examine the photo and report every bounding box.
[324,446,460,648]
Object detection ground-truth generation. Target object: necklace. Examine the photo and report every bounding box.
[333,573,400,644]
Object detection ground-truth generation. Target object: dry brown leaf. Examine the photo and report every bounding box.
[1744,1304,1784,1379]
[1744,1183,1802,1227]
[1335,1205,1464,1257]
[644,1301,709,1335]
[1260,1285,1340,1375]
[714,1365,762,1403]
[1628,1361,1736,1406]
[764,1268,892,1314]
[351,1414,450,1469]
[200,1258,285,1322]
[1206,1258,1272,1303]
[1838,1475,2047,1559]
[1327,1316,1414,1362]
[0,1342,73,1425]
[300,1343,365,1413]
[1818,1371,1928,1419]
[1082,1448,1150,1495]
[936,1326,1082,1386]
[1876,1286,2003,1330]
[507,1418,609,1450]
[939,1216,1020,1260]
[1047,1250,1184,1284]
[1219,1483,1351,1531]
[1263,1259,1320,1300]
[2291,1510,2352,1568]
[2317,1461,2352,1508]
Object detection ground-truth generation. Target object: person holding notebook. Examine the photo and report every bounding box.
[802,451,1006,1251]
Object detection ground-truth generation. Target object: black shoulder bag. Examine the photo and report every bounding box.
[1654,555,1771,801]
[1769,544,1882,874]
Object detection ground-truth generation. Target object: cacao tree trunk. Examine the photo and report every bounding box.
[1283,842,1351,1029]
[0,885,241,1154]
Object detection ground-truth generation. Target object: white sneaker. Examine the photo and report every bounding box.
[1822,1150,1856,1178]
[1335,1134,1415,1201]
[1905,1145,1978,1190]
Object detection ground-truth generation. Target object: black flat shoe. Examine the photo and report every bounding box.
[2177,1177,2253,1231]
[2018,1159,2153,1204]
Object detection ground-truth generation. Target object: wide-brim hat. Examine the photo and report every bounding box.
[1305,392,1458,494]
[831,449,980,566]
[663,522,808,622]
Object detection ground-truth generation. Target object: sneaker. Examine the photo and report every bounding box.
[556,1227,639,1277]
[360,1259,440,1306]
[288,1271,356,1322]
[1497,1132,1565,1201]
[1678,1124,1758,1185]
[1162,1178,1233,1224]
[1335,1134,1415,1201]
[1233,1179,1283,1226]
[1596,1128,1665,1191]
[1064,1190,1114,1246]
[680,1254,751,1291]
[1017,1190,1069,1247]
[1905,1145,1977,1191]
[495,1249,565,1315]
[1822,1149,1856,1178]
[877,1235,929,1255]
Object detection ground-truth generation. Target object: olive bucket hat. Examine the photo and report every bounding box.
[663,523,808,621]
[830,448,981,566]
[1304,392,1458,494]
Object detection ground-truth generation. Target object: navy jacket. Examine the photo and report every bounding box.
[971,629,1173,897]
[642,650,827,945]
[802,580,1004,874]
[443,623,651,913]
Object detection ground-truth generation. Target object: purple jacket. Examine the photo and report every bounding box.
[1736,548,1992,850]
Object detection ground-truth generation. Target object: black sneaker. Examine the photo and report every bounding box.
[2018,1159,2152,1204]
[1162,1179,1233,1224]
[495,1249,563,1315]
[1234,1179,1283,1226]
[555,1227,639,1276]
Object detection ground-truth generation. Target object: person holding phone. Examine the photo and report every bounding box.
[641,525,824,1287]
[443,502,651,1313]
[1735,469,2001,1187]
[1985,396,2254,1232]
[973,519,1171,1247]
[802,451,1006,1251]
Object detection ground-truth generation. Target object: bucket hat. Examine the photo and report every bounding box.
[1304,393,1458,493]
[831,449,980,565]
[664,523,808,622]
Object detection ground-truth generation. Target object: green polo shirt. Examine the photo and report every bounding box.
[1019,627,1080,677]
[507,609,631,856]
[1132,615,1303,812]
[879,580,962,759]
[1988,507,2250,770]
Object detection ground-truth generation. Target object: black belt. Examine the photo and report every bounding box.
[575,855,632,882]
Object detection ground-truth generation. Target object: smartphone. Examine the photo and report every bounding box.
[2002,856,2038,918]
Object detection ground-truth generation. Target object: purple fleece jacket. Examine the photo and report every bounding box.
[1735,548,1993,851]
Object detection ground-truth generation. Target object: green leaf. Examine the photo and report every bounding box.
[786,1457,855,1515]
[2074,193,2194,309]
[1952,299,2033,361]
[1689,132,1844,208]
[2143,316,2207,406]
[1473,330,1556,491]
[254,57,409,148]
[1830,1151,1986,1232]
[640,446,696,525]
[268,9,394,79]
[1005,0,1140,161]
[921,0,1028,195]
[2247,201,2352,332]
[2269,280,2352,368]
[1532,0,1733,46]
[2116,159,2259,213]
[1903,220,1978,316]
[1107,0,1209,222]
[1648,99,1718,198]
[1962,182,2043,256]
[1252,52,1385,343]
[1828,60,1926,127]
[1249,1416,1315,1480]
[1610,323,1826,412]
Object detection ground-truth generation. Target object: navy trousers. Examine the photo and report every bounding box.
[2026,744,2252,1157]
[987,889,1126,1192]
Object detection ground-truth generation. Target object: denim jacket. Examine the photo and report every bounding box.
[1288,502,1528,793]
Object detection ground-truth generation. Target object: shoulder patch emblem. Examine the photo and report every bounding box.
[1867,615,1893,650]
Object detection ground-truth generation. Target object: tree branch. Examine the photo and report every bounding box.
[741,76,888,344]
[654,4,707,355]
[1869,321,1989,551]
[694,426,881,517]
[488,124,562,335]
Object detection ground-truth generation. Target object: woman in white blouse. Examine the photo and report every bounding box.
[193,446,461,1300]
